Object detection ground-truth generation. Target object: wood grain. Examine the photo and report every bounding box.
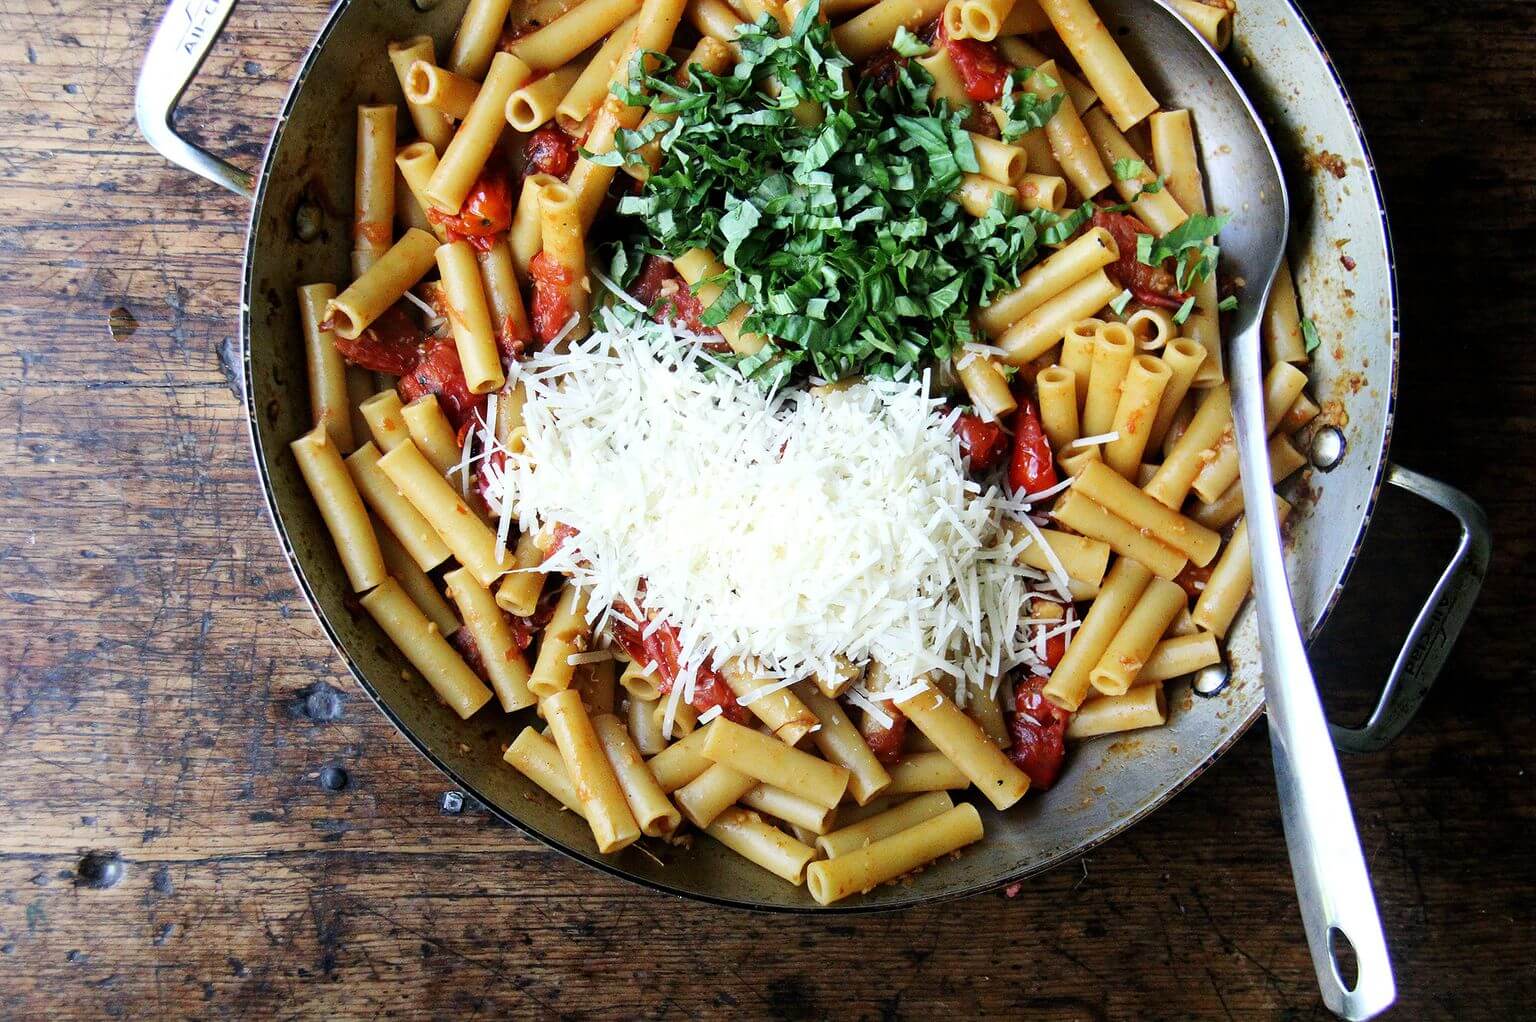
[0,0,1531,1018]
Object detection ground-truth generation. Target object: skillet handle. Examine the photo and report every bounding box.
[1329,464,1491,754]
[135,0,255,199]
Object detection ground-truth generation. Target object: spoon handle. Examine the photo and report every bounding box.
[1228,322,1396,1021]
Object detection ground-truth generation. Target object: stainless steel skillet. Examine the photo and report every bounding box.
[136,0,1489,911]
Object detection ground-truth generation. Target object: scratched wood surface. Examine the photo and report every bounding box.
[0,0,1531,1018]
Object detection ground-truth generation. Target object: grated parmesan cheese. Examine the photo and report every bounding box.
[487,309,1063,694]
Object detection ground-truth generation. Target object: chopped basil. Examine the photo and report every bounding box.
[1108,288,1133,315]
[1217,294,1238,312]
[1112,158,1146,181]
[891,25,927,57]
[1173,295,1197,324]
[1301,317,1322,353]
[604,0,1074,382]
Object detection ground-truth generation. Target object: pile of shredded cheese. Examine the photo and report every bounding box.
[482,303,1073,702]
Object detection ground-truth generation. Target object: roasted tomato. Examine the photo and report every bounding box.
[940,23,1011,102]
[954,411,1007,473]
[859,49,907,90]
[1007,675,1071,789]
[630,255,723,340]
[396,336,485,432]
[528,251,577,346]
[1007,397,1058,496]
[1091,209,1191,310]
[427,156,513,252]
[859,705,908,765]
[609,607,749,724]
[331,303,423,375]
[524,124,578,180]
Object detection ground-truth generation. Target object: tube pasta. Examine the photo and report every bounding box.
[627,693,667,755]
[404,61,480,120]
[969,132,1028,184]
[993,37,1095,113]
[425,53,533,213]
[701,719,851,809]
[1089,577,1186,695]
[955,353,1019,421]
[1193,497,1292,637]
[1189,362,1307,502]
[965,684,1008,745]
[1081,321,1135,437]
[673,248,767,355]
[556,15,640,133]
[354,106,397,269]
[1139,630,1221,683]
[1050,490,1186,580]
[346,442,452,571]
[1026,59,1111,200]
[1264,256,1308,365]
[1144,383,1230,508]
[591,713,682,837]
[954,0,1021,40]
[1043,556,1151,710]
[740,783,837,835]
[291,425,386,592]
[1149,109,1205,219]
[389,37,455,152]
[1147,338,1207,450]
[722,664,820,744]
[895,686,1029,809]
[1172,0,1233,52]
[1081,106,1188,235]
[956,174,1019,217]
[444,567,536,712]
[1016,173,1066,211]
[832,0,950,61]
[1073,461,1220,566]
[325,228,439,339]
[435,241,506,393]
[1035,365,1079,451]
[538,181,591,340]
[505,61,587,131]
[508,0,645,70]
[1036,0,1157,131]
[359,390,409,452]
[997,269,1120,364]
[511,173,560,281]
[806,803,984,905]
[620,658,663,700]
[1104,354,1172,478]
[1068,684,1168,739]
[797,684,892,805]
[647,726,715,792]
[449,0,516,79]
[884,751,971,794]
[816,792,954,858]
[476,238,533,352]
[374,521,460,636]
[494,530,547,616]
[394,142,449,243]
[528,583,591,696]
[1008,525,1111,587]
[377,440,507,587]
[401,395,464,478]
[544,688,642,852]
[1192,434,1305,530]
[361,578,493,718]
[676,761,757,828]
[1125,307,1174,352]
[505,726,587,816]
[298,284,354,450]
[706,807,817,884]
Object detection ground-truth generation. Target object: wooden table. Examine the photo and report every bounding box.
[0,1,1528,1017]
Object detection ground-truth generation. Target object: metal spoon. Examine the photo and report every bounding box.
[1092,2,1395,1017]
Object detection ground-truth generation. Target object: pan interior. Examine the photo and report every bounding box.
[243,0,1397,909]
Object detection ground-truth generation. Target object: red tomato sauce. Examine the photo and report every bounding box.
[528,251,577,345]
[1007,675,1071,789]
[331,303,423,376]
[1091,209,1191,310]
[427,157,513,252]
[940,23,1012,102]
[953,411,1007,473]
[629,255,725,341]
[524,124,578,180]
[397,336,486,432]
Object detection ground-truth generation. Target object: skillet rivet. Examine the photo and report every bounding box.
[1309,427,1346,472]
[293,200,322,242]
[1192,661,1230,698]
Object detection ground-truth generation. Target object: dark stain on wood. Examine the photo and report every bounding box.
[0,0,1530,1019]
